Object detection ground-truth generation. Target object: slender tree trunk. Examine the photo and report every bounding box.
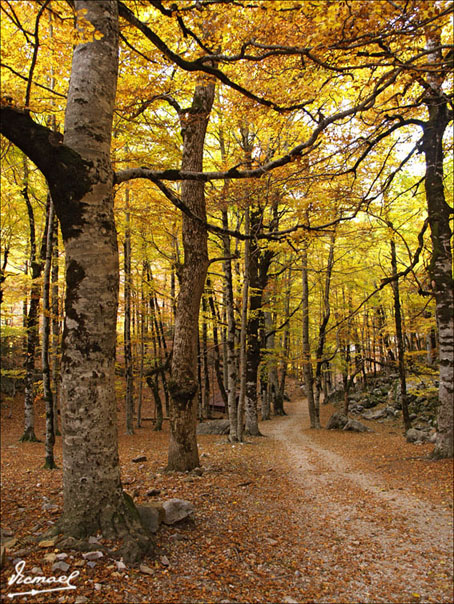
[389,237,412,432]
[167,80,215,471]
[277,265,291,416]
[222,210,238,441]
[201,295,210,419]
[207,279,228,408]
[124,187,134,435]
[136,264,145,428]
[301,244,319,428]
[314,231,335,419]
[237,207,250,442]
[51,212,60,436]
[42,196,56,468]
[21,162,45,443]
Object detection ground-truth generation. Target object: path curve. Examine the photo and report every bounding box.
[261,399,453,603]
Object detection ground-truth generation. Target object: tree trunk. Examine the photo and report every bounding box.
[167,80,215,471]
[124,187,134,435]
[42,196,57,468]
[422,33,453,458]
[136,263,146,428]
[201,295,210,419]
[276,265,291,416]
[301,244,319,428]
[389,236,412,432]
[222,210,238,441]
[314,231,335,419]
[1,1,151,561]
[51,211,60,436]
[21,163,45,443]
[237,207,250,442]
[207,280,228,409]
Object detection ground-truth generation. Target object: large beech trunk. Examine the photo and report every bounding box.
[422,33,453,459]
[57,3,148,552]
[167,80,215,471]
[1,1,151,560]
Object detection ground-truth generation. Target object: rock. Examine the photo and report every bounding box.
[115,559,127,571]
[94,583,102,591]
[52,561,70,573]
[38,536,59,548]
[31,566,44,575]
[196,419,230,435]
[82,551,103,561]
[88,536,99,544]
[343,419,371,433]
[139,563,154,575]
[146,488,161,497]
[3,537,17,550]
[75,597,89,604]
[87,561,97,568]
[406,428,430,443]
[326,412,348,430]
[190,467,203,476]
[137,503,165,533]
[44,553,57,563]
[1,527,14,539]
[362,408,387,420]
[56,553,68,560]
[162,499,195,525]
[350,404,364,414]
[160,555,170,566]
[132,455,147,463]
[361,397,379,409]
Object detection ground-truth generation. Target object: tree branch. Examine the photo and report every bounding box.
[117,1,314,113]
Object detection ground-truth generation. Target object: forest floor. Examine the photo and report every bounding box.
[1,387,453,604]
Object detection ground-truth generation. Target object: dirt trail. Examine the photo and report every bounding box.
[261,399,454,603]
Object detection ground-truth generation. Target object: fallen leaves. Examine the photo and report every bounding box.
[0,394,453,603]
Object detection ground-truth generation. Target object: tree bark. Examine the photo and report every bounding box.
[222,210,238,441]
[301,244,319,428]
[422,32,453,458]
[167,80,215,471]
[124,187,134,435]
[21,163,45,443]
[207,279,228,408]
[201,295,210,419]
[0,1,152,559]
[237,207,250,442]
[389,236,412,432]
[42,195,57,468]
[314,231,335,418]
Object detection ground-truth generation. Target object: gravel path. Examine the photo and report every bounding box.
[262,399,454,604]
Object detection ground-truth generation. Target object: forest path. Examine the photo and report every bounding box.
[260,398,454,603]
